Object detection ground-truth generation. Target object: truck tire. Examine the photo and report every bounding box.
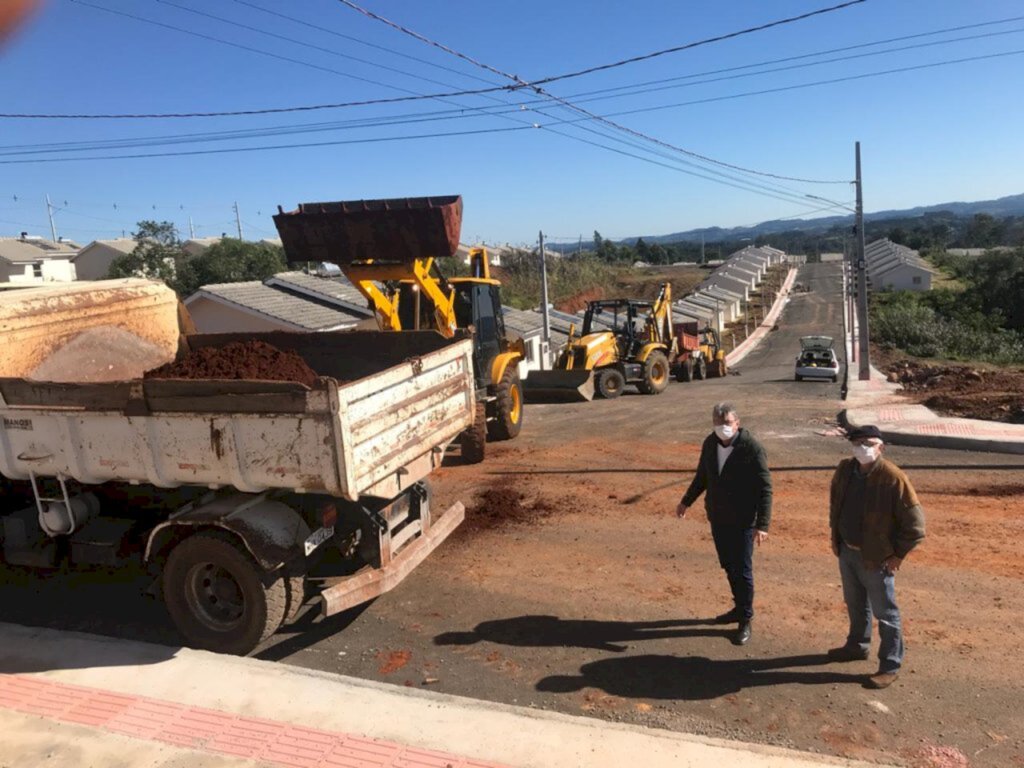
[459,402,487,464]
[596,368,626,399]
[711,358,728,378]
[675,358,694,383]
[488,367,523,441]
[637,351,669,395]
[163,532,287,655]
[694,357,707,380]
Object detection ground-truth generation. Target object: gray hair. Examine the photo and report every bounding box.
[712,402,737,421]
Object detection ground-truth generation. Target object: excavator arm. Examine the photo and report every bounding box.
[343,257,458,337]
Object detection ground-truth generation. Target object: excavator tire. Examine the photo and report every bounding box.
[459,402,487,464]
[694,357,707,381]
[488,367,523,441]
[637,351,670,395]
[710,358,728,378]
[596,368,626,399]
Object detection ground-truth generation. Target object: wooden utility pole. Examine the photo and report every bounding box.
[45,194,58,242]
[233,202,243,239]
[855,142,870,380]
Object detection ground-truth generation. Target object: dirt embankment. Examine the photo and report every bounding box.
[145,340,319,387]
[883,359,1024,423]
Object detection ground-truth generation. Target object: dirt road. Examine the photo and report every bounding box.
[3,263,1022,767]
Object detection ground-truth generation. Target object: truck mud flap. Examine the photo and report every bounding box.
[522,370,596,402]
[319,500,465,618]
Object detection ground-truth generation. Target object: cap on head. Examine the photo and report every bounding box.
[846,425,883,442]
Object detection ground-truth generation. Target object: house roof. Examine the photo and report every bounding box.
[186,280,364,331]
[73,238,137,260]
[264,271,371,315]
[0,238,77,264]
[501,307,569,347]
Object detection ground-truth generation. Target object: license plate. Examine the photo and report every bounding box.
[303,525,334,556]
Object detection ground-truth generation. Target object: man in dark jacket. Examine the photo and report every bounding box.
[676,402,772,645]
[828,425,925,689]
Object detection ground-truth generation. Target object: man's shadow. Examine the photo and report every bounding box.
[538,653,864,700]
[435,614,731,653]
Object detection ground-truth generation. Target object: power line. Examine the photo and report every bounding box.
[0,125,534,165]
[229,0,501,87]
[8,10,1016,121]
[337,0,853,187]
[336,0,868,89]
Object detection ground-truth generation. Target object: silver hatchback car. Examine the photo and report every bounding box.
[795,336,839,382]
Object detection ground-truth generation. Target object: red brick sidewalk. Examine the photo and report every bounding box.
[0,675,505,768]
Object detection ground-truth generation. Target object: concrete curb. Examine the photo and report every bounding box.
[0,622,896,768]
[726,267,798,368]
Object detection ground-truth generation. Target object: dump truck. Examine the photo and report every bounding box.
[273,195,525,464]
[524,283,675,401]
[671,321,727,381]
[0,279,473,655]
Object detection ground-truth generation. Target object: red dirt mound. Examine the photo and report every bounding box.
[145,340,318,387]
[884,360,1024,424]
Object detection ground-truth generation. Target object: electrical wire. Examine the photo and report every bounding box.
[0,125,535,165]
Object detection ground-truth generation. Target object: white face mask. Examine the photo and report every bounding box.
[714,424,736,441]
[852,443,880,464]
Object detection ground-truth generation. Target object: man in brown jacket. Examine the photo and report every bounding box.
[828,425,926,689]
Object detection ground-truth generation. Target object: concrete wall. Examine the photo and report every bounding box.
[875,265,932,292]
[186,296,296,333]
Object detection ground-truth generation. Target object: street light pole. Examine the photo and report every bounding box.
[855,142,870,380]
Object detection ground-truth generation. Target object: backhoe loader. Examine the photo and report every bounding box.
[525,283,675,401]
[273,196,524,464]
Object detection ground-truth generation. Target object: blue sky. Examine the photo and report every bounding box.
[2,0,1023,247]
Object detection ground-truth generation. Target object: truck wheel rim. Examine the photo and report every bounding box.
[185,562,245,631]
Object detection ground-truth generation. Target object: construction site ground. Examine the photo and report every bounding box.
[2,263,1022,767]
[872,349,1024,424]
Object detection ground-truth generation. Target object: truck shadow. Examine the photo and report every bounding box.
[434,614,731,653]
[536,653,865,700]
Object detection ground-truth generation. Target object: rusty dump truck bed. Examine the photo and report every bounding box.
[273,195,463,264]
[0,281,475,502]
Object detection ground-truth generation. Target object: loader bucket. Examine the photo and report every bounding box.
[523,370,596,402]
[274,195,462,265]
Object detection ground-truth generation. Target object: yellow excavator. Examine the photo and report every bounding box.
[525,283,676,401]
[273,196,524,464]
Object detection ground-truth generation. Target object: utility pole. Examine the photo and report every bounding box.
[577,235,582,258]
[45,194,58,242]
[188,216,196,239]
[233,202,243,239]
[854,142,870,380]
[700,233,705,265]
[539,231,551,369]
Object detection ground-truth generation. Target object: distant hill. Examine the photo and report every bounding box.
[623,192,1024,246]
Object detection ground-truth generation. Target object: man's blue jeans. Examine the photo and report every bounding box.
[839,542,904,673]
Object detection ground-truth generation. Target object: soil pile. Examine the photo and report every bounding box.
[885,359,1024,423]
[146,340,319,387]
[457,482,578,536]
[30,326,171,383]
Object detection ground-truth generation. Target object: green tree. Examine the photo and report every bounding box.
[107,220,183,285]
[174,238,287,298]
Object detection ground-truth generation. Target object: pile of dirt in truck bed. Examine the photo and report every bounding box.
[884,359,1024,423]
[30,326,172,383]
[145,340,319,387]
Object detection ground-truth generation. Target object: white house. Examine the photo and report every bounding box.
[0,237,77,283]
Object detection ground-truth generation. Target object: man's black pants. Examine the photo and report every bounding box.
[711,524,755,620]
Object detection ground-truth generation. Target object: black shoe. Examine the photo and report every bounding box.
[827,644,870,662]
[714,608,742,624]
[733,621,752,645]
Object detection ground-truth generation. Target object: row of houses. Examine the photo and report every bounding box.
[864,238,935,291]
[0,234,293,284]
